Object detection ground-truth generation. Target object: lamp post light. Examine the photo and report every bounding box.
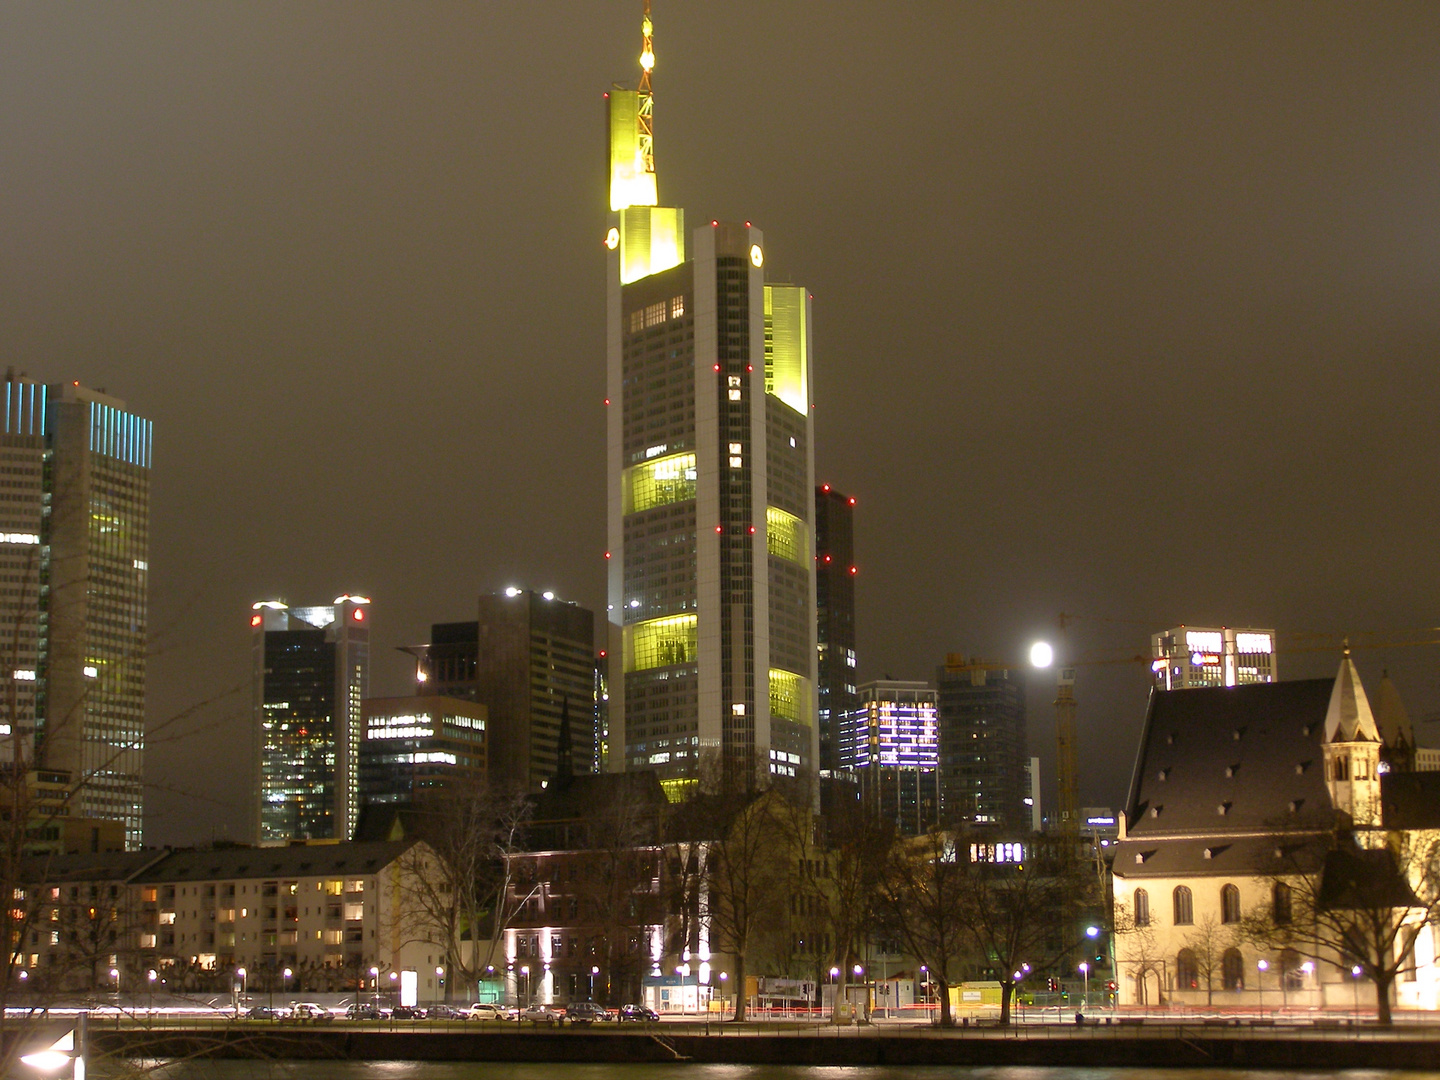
[436,966,444,1006]
[147,970,157,1027]
[369,967,379,1012]
[110,967,120,1003]
[920,965,931,1021]
[521,965,530,1005]
[1351,965,1363,1019]
[236,967,247,1016]
[1256,959,1267,1014]
[591,966,600,1000]
[1078,962,1090,1012]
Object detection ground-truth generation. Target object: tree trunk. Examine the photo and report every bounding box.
[830,974,848,1024]
[732,952,747,1021]
[1376,971,1394,1027]
[999,979,1013,1026]
[936,978,953,1027]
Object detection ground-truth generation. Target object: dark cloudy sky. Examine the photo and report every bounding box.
[3,3,1438,847]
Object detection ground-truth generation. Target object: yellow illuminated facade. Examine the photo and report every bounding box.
[764,285,809,415]
[624,614,698,672]
[766,505,808,565]
[769,669,813,726]
[609,89,657,212]
[624,452,696,513]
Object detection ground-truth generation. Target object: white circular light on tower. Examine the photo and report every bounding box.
[1030,642,1054,668]
[749,244,763,268]
[605,227,619,250]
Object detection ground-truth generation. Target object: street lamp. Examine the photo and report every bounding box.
[237,967,247,1016]
[1351,965,1363,1018]
[369,967,379,1012]
[521,965,530,1005]
[1256,959,1267,1013]
[1078,962,1090,1011]
[110,967,120,1001]
[436,966,444,1006]
[147,970,157,1026]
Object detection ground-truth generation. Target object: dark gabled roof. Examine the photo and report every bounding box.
[129,840,418,884]
[1381,771,1440,830]
[1124,679,1337,837]
[19,848,170,885]
[1318,845,1419,911]
[1113,833,1329,880]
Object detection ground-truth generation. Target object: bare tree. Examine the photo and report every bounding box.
[1243,830,1440,1025]
[874,830,970,1027]
[390,783,531,1002]
[1180,914,1233,1006]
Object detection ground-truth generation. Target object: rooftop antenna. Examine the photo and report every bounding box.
[638,1,655,178]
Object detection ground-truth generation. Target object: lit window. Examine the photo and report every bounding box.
[670,296,685,318]
[729,456,743,469]
[729,389,742,401]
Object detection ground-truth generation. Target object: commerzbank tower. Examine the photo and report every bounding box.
[604,3,818,799]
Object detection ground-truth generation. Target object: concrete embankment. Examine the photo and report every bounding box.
[93,1027,1440,1070]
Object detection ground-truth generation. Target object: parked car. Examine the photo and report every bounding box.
[346,1003,384,1020]
[520,1004,562,1024]
[565,1001,611,1023]
[245,1006,283,1021]
[390,1005,427,1020]
[428,1004,466,1020]
[617,1004,659,1022]
[466,1003,501,1021]
[290,1002,334,1023]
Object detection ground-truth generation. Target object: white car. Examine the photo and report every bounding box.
[289,1002,334,1023]
[466,1003,501,1020]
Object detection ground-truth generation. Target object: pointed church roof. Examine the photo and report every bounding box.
[1323,649,1380,744]
[1375,671,1414,748]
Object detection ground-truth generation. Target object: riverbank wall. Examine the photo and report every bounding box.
[93,1027,1440,1070]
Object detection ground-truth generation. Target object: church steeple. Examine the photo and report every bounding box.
[1322,644,1382,826]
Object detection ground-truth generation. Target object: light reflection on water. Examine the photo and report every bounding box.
[138,1064,1440,1080]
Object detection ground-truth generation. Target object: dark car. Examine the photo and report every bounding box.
[618,1004,659,1022]
[390,1005,426,1019]
[565,1001,611,1023]
[346,1003,384,1020]
[428,1004,466,1020]
[246,1006,283,1020]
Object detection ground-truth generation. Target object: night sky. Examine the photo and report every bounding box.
[3,3,1438,847]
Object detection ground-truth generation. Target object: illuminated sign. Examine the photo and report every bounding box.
[749,244,764,268]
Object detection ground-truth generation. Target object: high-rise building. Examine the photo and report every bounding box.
[408,589,595,794]
[358,695,487,808]
[840,680,939,834]
[814,485,857,776]
[250,596,370,843]
[936,656,1028,831]
[604,7,818,797]
[1,375,151,849]
[1150,626,1277,691]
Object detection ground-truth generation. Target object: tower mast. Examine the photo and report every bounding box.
[638,1,655,178]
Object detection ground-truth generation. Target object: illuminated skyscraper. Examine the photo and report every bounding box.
[1,374,151,850]
[1150,626,1277,691]
[840,680,939,835]
[251,596,370,843]
[604,7,818,796]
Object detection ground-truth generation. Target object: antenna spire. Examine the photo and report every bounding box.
[638,1,655,178]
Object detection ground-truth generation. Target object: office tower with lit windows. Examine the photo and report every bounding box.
[604,8,818,796]
[1150,626,1277,691]
[814,485,857,776]
[936,657,1028,830]
[358,695,488,808]
[838,680,939,834]
[408,589,595,794]
[1,375,151,850]
[251,596,370,843]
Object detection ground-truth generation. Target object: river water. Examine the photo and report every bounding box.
[139,1064,1440,1080]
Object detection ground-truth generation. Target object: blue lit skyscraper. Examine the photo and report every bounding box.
[1,374,152,849]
